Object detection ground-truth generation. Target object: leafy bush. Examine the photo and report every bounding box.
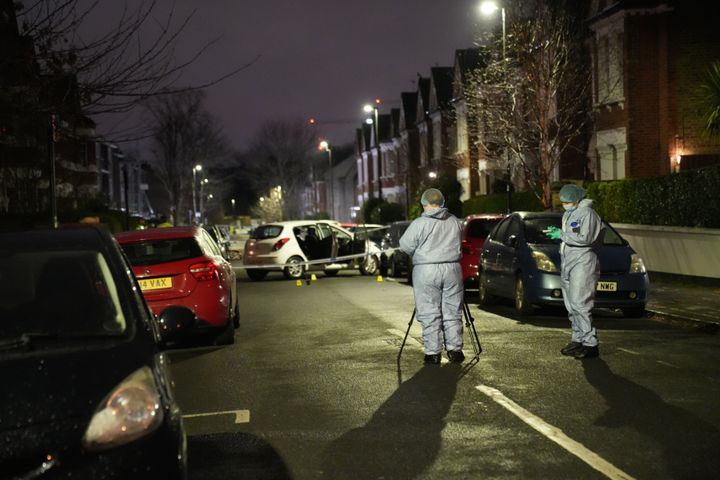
[585,165,720,228]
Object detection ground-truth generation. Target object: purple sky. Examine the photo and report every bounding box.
[96,1,490,152]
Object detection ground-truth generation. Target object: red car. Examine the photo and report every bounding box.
[115,226,238,344]
[462,214,505,288]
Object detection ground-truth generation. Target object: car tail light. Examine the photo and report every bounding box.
[82,367,163,452]
[272,237,290,252]
[461,240,473,255]
[189,261,220,281]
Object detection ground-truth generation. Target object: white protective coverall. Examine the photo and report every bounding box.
[558,198,603,347]
[399,207,464,355]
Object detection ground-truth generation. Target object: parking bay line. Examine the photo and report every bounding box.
[182,409,250,424]
[476,385,636,480]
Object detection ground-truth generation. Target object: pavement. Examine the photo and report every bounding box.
[645,272,720,331]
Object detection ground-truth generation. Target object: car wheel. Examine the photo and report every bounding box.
[232,303,240,328]
[283,256,306,279]
[379,257,388,277]
[215,317,235,346]
[478,271,495,306]
[388,257,396,277]
[324,269,339,277]
[514,275,534,316]
[360,255,379,276]
[246,269,268,281]
[622,307,646,318]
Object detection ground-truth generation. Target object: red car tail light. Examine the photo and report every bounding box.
[271,237,290,252]
[461,239,473,255]
[189,261,220,281]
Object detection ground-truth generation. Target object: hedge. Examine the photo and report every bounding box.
[586,165,720,228]
[462,191,544,217]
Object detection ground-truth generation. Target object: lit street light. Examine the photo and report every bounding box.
[319,140,334,219]
[480,0,511,213]
[363,98,382,200]
[231,198,236,216]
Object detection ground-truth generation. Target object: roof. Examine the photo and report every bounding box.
[0,226,110,250]
[430,67,454,109]
[114,226,200,243]
[400,91,418,127]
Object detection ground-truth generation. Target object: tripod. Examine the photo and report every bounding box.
[397,301,482,361]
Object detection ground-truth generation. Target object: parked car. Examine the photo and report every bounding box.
[115,226,238,344]
[478,211,649,316]
[378,221,412,282]
[461,214,505,288]
[203,224,231,260]
[242,220,381,280]
[0,226,189,479]
[341,223,387,246]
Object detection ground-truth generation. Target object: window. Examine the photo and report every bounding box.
[250,225,283,239]
[120,238,203,266]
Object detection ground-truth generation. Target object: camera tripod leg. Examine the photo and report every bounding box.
[463,301,482,356]
[397,308,416,361]
[398,302,482,360]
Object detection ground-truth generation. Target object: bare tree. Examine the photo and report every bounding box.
[242,118,318,220]
[145,89,227,225]
[11,0,253,117]
[468,0,591,209]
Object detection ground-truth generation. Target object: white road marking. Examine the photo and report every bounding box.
[182,409,250,424]
[617,348,640,355]
[656,360,680,369]
[476,385,636,480]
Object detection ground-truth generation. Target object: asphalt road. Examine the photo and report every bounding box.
[168,270,720,480]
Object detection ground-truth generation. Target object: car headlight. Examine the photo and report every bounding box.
[532,251,558,272]
[82,367,163,452]
[629,253,647,273]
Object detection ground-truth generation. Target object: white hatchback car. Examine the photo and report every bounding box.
[242,220,381,280]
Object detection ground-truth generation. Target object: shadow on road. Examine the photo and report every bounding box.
[321,363,462,480]
[582,359,720,478]
[188,432,293,480]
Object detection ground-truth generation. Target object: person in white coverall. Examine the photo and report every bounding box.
[545,184,603,359]
[399,188,465,365]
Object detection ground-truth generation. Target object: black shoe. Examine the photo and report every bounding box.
[571,345,599,359]
[423,354,441,364]
[447,350,465,363]
[560,341,583,356]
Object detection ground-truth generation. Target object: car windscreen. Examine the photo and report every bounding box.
[0,250,127,340]
[524,217,626,246]
[250,225,283,240]
[524,217,563,245]
[120,238,203,266]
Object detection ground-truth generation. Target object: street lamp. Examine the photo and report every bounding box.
[231,198,236,216]
[319,140,334,219]
[199,178,209,221]
[192,164,202,222]
[363,98,382,200]
[480,1,511,213]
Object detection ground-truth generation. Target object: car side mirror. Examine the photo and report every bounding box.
[157,306,196,347]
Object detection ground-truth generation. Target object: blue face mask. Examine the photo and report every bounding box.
[562,202,575,211]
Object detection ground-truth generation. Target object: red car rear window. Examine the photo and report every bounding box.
[466,219,501,239]
[120,238,203,266]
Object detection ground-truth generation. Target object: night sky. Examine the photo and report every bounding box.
[92,0,487,152]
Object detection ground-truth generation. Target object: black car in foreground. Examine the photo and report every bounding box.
[0,227,190,479]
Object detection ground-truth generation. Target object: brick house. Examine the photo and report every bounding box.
[587,0,720,179]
